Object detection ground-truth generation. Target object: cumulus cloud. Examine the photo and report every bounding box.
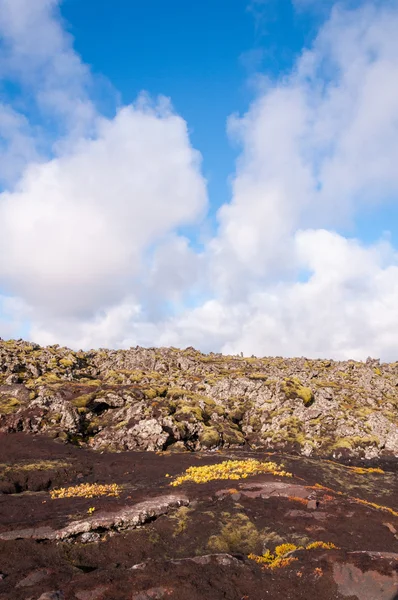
[0,101,207,317]
[0,0,207,340]
[0,0,94,134]
[1,0,398,361]
[0,104,39,186]
[212,3,398,296]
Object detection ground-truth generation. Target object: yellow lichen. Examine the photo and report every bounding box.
[170,459,292,486]
[50,482,121,499]
[353,497,398,518]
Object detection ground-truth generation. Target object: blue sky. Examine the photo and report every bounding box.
[0,0,398,359]
[61,0,314,216]
[59,0,398,243]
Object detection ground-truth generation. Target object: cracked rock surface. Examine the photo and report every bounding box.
[0,433,397,600]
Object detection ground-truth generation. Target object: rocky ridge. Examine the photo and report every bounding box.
[0,339,397,458]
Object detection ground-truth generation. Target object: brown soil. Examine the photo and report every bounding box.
[0,433,397,600]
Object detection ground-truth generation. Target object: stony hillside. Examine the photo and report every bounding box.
[0,339,397,458]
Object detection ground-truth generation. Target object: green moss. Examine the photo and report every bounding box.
[330,435,380,451]
[0,459,70,473]
[175,403,204,422]
[199,426,220,448]
[282,377,314,407]
[338,371,351,379]
[59,358,74,368]
[354,407,374,418]
[201,397,225,417]
[222,427,245,446]
[248,373,269,381]
[119,370,144,382]
[207,513,261,554]
[315,380,340,389]
[51,412,63,423]
[170,506,192,536]
[167,387,189,399]
[331,438,353,450]
[71,393,96,408]
[76,378,102,386]
[35,373,62,384]
[0,397,22,414]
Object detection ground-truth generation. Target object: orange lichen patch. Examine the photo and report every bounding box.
[352,497,398,518]
[313,567,323,578]
[306,541,338,550]
[325,460,384,474]
[170,459,292,486]
[311,484,337,493]
[322,494,334,502]
[289,496,308,506]
[309,483,398,517]
[50,482,121,499]
[346,466,384,475]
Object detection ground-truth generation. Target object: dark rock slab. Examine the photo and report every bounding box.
[333,561,398,600]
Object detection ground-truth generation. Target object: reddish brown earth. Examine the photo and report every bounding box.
[0,433,397,600]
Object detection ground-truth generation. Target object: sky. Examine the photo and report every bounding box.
[0,0,398,360]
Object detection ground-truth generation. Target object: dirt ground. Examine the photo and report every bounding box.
[0,433,397,600]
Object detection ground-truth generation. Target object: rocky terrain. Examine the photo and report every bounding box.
[0,339,397,599]
[0,339,397,458]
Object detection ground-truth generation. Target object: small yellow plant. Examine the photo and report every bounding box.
[87,506,96,515]
[170,459,292,486]
[248,540,337,569]
[248,544,300,570]
[275,543,298,556]
[50,482,121,499]
[306,541,338,550]
[268,557,298,570]
[248,545,298,570]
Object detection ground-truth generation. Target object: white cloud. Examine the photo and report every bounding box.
[212,3,398,297]
[0,100,207,316]
[0,1,207,337]
[0,0,94,132]
[0,104,39,186]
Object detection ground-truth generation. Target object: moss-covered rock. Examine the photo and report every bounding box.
[282,377,314,407]
[199,426,220,448]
